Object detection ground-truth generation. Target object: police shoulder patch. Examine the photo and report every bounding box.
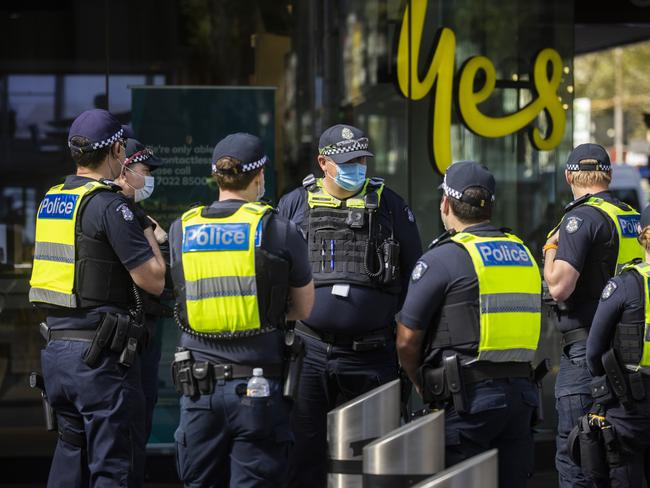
[404,205,416,223]
[117,203,134,222]
[601,280,618,300]
[411,261,429,281]
[565,216,583,234]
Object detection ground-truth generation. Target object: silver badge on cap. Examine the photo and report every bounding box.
[411,261,429,282]
[341,127,354,140]
[601,280,617,300]
[565,216,583,234]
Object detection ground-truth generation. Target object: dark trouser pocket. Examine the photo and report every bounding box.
[174,427,187,482]
[238,396,274,440]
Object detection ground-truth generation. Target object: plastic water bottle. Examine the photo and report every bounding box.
[247,368,270,397]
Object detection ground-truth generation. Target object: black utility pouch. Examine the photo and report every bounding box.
[110,314,130,353]
[83,313,118,368]
[420,365,447,405]
[171,349,197,397]
[193,362,214,395]
[444,355,468,414]
[601,425,622,467]
[119,337,138,367]
[628,371,646,401]
[579,416,608,480]
[591,375,616,406]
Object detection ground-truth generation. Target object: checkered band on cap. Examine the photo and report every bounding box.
[442,174,495,202]
[68,128,124,152]
[319,139,369,156]
[442,180,463,200]
[211,155,267,174]
[566,162,611,171]
[241,155,267,172]
[125,149,153,165]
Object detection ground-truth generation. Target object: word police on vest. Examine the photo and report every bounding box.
[617,215,641,238]
[476,241,532,267]
[37,194,79,220]
[183,223,251,252]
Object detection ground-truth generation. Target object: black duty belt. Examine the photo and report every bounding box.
[462,361,533,384]
[295,321,392,349]
[172,357,284,397]
[561,328,588,348]
[40,325,95,342]
[210,363,283,380]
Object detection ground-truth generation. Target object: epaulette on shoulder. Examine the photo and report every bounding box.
[428,229,456,249]
[564,193,591,213]
[368,176,384,188]
[302,174,317,191]
[99,179,122,192]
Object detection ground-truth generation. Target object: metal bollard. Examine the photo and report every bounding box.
[411,449,498,488]
[362,410,445,487]
[327,379,401,488]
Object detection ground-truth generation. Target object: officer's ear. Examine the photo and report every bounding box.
[317,155,330,174]
[440,195,450,217]
[565,170,573,186]
[110,141,122,161]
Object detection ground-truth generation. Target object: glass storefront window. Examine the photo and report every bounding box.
[1,0,578,465]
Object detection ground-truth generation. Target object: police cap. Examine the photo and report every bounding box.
[68,109,133,154]
[440,161,495,208]
[211,133,268,175]
[318,124,374,164]
[566,143,611,172]
[124,139,164,171]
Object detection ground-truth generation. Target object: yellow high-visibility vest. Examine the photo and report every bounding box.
[583,198,643,272]
[180,202,271,333]
[306,177,385,209]
[29,180,112,308]
[451,232,542,362]
[548,196,642,272]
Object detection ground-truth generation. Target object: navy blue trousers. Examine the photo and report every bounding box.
[596,392,650,487]
[287,333,398,488]
[445,378,538,488]
[140,316,162,442]
[41,340,146,488]
[555,342,594,488]
[175,378,292,488]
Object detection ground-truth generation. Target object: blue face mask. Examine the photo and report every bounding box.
[332,162,367,191]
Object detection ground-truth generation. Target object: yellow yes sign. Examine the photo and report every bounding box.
[397,0,566,174]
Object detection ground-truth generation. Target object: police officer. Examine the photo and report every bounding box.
[114,138,171,441]
[543,143,643,488]
[396,161,541,488]
[277,124,422,487]
[169,133,314,487]
[585,204,650,488]
[30,109,166,487]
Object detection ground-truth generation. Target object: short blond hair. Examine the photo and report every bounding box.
[568,167,612,188]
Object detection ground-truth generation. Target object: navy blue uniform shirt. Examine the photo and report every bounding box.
[554,191,620,332]
[46,175,154,330]
[169,199,312,366]
[397,223,500,364]
[587,271,644,376]
[277,183,422,334]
